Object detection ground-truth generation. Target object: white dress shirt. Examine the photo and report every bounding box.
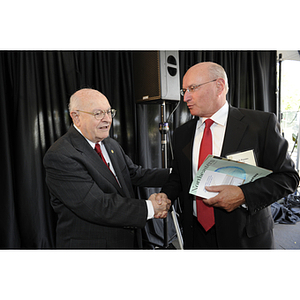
[192,101,229,216]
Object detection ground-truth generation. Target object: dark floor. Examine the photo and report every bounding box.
[171,220,300,249]
[274,221,300,249]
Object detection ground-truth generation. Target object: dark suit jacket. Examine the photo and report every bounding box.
[43,125,169,249]
[161,105,299,249]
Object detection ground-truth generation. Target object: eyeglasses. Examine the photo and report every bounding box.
[180,79,217,96]
[77,108,117,120]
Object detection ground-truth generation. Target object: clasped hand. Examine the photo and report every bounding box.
[149,193,171,219]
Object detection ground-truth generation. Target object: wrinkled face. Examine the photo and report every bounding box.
[71,91,112,143]
[182,64,225,118]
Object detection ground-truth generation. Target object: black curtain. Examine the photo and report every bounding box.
[0,50,276,248]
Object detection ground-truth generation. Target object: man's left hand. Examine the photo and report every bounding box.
[203,185,245,212]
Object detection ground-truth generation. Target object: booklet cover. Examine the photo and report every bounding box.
[189,154,272,199]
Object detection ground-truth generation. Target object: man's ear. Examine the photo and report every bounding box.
[70,111,80,126]
[216,78,225,96]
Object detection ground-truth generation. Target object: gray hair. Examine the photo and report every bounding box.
[207,62,229,94]
[68,93,80,113]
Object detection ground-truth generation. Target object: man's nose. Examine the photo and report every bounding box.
[183,91,191,102]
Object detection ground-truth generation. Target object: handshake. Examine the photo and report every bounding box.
[149,193,171,219]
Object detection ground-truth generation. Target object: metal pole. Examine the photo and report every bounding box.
[277,53,282,124]
[159,101,169,248]
[160,102,168,168]
[297,114,300,173]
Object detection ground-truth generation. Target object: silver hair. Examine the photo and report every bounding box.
[207,62,229,94]
[68,93,79,113]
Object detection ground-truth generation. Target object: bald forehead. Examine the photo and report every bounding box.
[70,89,109,110]
[74,89,106,102]
[183,62,228,92]
[185,62,210,79]
[190,62,210,72]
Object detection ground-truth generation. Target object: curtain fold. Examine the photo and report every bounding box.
[0,50,276,248]
[0,53,21,248]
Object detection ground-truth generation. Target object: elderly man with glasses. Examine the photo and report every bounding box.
[43,88,170,249]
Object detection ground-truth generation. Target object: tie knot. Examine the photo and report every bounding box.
[205,119,214,129]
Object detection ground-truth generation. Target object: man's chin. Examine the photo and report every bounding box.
[97,133,109,141]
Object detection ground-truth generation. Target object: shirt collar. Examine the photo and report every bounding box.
[73,124,101,149]
[198,101,229,128]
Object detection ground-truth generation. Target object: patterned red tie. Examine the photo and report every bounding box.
[196,119,215,231]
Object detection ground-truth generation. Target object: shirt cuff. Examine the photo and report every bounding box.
[146,200,154,220]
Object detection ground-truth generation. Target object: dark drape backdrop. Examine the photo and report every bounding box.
[0,50,276,248]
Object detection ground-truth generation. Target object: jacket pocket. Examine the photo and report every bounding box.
[246,207,274,238]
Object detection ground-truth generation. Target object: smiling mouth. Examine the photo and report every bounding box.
[99,125,109,130]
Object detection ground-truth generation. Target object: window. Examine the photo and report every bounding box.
[278,51,300,172]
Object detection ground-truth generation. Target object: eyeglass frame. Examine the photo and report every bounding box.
[76,108,117,120]
[180,79,217,97]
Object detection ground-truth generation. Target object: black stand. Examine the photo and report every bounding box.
[141,100,183,249]
[159,101,170,248]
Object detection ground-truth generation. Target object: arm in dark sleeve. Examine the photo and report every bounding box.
[240,113,299,215]
[118,144,170,188]
[44,150,147,228]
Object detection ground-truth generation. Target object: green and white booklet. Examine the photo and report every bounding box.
[189,152,272,199]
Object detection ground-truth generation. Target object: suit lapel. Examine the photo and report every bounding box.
[69,126,125,195]
[102,138,132,197]
[180,118,198,187]
[221,106,248,156]
[182,119,198,163]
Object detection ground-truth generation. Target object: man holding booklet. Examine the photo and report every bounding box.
[158,62,299,249]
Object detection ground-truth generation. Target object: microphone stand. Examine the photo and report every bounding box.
[159,101,169,248]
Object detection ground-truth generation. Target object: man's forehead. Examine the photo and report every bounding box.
[183,69,208,86]
[187,63,208,77]
[82,93,110,108]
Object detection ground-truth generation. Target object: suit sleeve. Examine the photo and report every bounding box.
[105,138,170,188]
[44,150,148,228]
[240,113,299,215]
[122,150,170,188]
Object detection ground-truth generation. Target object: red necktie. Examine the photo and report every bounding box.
[196,119,215,231]
[95,143,109,168]
[95,143,121,186]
